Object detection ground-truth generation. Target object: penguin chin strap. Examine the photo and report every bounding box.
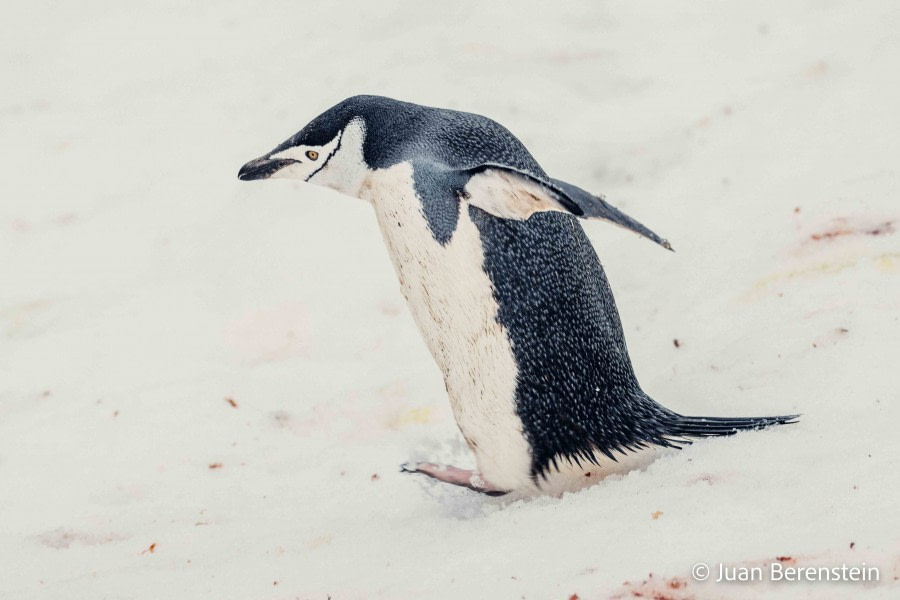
[400,462,509,496]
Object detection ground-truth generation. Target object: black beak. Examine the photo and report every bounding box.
[237,156,296,181]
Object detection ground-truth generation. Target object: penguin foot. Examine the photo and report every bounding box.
[400,462,508,496]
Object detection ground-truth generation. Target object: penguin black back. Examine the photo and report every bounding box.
[472,208,795,478]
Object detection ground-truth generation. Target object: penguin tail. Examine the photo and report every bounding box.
[662,412,799,440]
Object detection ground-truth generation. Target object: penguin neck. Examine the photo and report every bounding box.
[309,118,370,199]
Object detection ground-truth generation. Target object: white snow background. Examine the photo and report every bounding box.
[2,1,899,599]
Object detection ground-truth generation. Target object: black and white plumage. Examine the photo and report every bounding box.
[239,95,797,493]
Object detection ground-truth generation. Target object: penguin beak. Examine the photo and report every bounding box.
[237,156,296,181]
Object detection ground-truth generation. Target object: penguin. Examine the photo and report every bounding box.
[238,95,797,495]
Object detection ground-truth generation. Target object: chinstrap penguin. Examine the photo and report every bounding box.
[238,95,797,494]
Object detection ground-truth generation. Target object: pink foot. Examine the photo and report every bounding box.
[400,462,508,496]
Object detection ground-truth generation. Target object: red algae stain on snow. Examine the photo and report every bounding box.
[1,299,56,338]
[802,59,829,80]
[377,299,404,316]
[10,218,31,233]
[225,303,311,364]
[611,573,693,600]
[807,218,894,243]
[686,473,717,487]
[50,212,79,226]
[685,470,741,488]
[37,528,128,549]
[743,214,899,301]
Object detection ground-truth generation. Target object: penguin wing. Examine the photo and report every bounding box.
[460,164,672,250]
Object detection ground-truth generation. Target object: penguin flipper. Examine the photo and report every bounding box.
[461,164,672,250]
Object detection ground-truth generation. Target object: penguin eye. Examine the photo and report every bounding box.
[305,150,319,161]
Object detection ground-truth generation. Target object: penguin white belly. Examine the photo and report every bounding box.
[360,162,534,491]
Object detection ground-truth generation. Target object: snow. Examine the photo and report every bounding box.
[2,1,899,598]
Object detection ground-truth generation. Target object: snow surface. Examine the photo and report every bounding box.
[2,1,899,598]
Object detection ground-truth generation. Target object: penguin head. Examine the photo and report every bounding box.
[238,96,394,197]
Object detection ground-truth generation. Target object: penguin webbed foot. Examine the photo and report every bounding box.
[400,461,508,496]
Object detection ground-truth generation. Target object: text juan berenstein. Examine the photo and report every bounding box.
[717,562,879,582]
